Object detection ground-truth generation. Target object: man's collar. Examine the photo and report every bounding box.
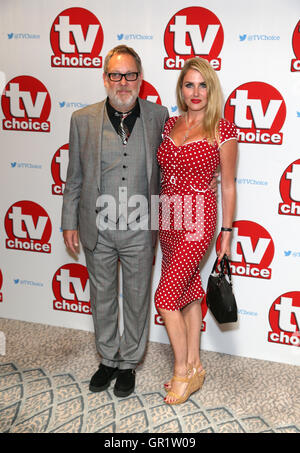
[105,97,140,118]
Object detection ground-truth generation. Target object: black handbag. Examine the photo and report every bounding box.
[206,254,238,324]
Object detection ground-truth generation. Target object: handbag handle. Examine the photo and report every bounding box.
[220,254,232,280]
[212,254,232,281]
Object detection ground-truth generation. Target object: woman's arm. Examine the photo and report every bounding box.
[218,138,238,261]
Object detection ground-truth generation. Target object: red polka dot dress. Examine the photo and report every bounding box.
[154,116,237,311]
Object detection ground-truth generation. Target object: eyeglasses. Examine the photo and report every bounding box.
[107,72,139,82]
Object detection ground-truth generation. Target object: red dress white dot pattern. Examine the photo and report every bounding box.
[154,116,237,311]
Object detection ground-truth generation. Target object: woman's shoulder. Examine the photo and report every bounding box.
[219,118,238,140]
[163,115,180,134]
[167,115,180,127]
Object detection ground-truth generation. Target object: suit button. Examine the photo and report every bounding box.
[124,153,127,156]
[123,165,127,169]
[122,177,126,181]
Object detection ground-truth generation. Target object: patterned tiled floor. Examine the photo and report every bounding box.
[1,362,299,433]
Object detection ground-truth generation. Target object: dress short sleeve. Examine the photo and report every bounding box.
[219,119,237,147]
[162,116,178,139]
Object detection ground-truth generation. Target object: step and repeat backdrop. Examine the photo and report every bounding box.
[0,0,299,366]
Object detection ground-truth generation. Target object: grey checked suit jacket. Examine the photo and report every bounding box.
[61,98,169,251]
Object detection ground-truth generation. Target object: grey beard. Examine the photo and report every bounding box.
[105,89,139,111]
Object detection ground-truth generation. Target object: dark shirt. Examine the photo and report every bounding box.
[105,97,140,136]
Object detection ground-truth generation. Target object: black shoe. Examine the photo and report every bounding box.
[113,369,136,397]
[89,364,119,392]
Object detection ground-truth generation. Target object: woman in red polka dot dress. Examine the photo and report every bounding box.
[154,58,238,405]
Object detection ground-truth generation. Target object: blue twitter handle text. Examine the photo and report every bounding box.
[240,34,280,41]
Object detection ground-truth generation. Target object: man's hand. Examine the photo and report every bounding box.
[63,230,79,255]
[208,171,219,195]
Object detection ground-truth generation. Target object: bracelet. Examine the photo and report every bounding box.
[221,227,232,232]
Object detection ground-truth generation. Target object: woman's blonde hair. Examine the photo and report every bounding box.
[176,57,223,144]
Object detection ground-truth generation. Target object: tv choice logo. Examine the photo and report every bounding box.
[216,220,274,279]
[139,80,161,104]
[224,82,286,145]
[50,7,104,68]
[163,7,223,70]
[268,292,300,347]
[51,144,69,195]
[291,20,300,72]
[52,264,91,315]
[5,201,52,253]
[1,76,51,132]
[278,159,300,216]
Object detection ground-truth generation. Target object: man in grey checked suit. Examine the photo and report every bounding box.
[62,45,169,397]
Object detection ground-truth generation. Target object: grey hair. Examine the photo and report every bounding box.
[103,45,142,73]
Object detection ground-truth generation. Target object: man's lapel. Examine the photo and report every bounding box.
[139,98,154,184]
[89,101,105,192]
